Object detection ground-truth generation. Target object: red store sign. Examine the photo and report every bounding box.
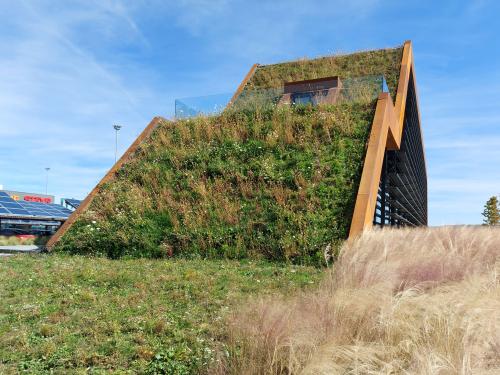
[24,195,52,203]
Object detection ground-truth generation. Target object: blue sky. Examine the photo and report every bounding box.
[0,0,499,225]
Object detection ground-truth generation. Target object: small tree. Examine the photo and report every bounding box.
[482,196,500,225]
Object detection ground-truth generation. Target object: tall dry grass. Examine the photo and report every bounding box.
[217,226,500,374]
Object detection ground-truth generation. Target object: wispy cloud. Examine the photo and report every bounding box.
[0,1,159,199]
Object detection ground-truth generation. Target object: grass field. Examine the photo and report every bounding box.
[0,254,322,374]
[0,236,49,246]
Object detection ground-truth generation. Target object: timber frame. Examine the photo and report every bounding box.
[47,40,425,250]
[349,40,427,237]
[227,63,259,106]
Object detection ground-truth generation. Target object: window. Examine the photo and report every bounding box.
[291,89,329,105]
[279,76,342,106]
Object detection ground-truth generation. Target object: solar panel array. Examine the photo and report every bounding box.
[0,192,30,216]
[64,198,82,209]
[0,192,72,220]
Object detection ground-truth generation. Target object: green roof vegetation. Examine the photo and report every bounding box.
[247,46,403,100]
[55,102,375,263]
[0,45,407,374]
[54,45,403,263]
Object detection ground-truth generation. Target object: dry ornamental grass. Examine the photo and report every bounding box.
[219,226,500,374]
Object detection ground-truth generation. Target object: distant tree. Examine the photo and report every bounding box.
[482,196,500,225]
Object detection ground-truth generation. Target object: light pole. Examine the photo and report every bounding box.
[45,167,50,194]
[113,124,122,163]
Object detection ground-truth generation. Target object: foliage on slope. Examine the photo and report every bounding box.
[0,255,320,374]
[221,226,500,374]
[246,46,403,100]
[55,102,375,263]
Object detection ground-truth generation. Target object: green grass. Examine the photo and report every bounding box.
[0,236,31,246]
[0,254,322,374]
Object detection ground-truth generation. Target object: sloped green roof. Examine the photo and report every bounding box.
[246,46,403,100]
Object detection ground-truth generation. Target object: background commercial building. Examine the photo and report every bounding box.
[0,190,79,235]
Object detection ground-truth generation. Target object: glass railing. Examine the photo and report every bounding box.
[175,93,233,119]
[174,75,389,119]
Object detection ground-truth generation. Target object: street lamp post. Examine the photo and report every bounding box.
[113,124,122,163]
[45,167,50,194]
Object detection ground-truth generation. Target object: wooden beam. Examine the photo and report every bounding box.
[46,116,166,250]
[395,41,413,138]
[227,64,259,107]
[349,93,395,236]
